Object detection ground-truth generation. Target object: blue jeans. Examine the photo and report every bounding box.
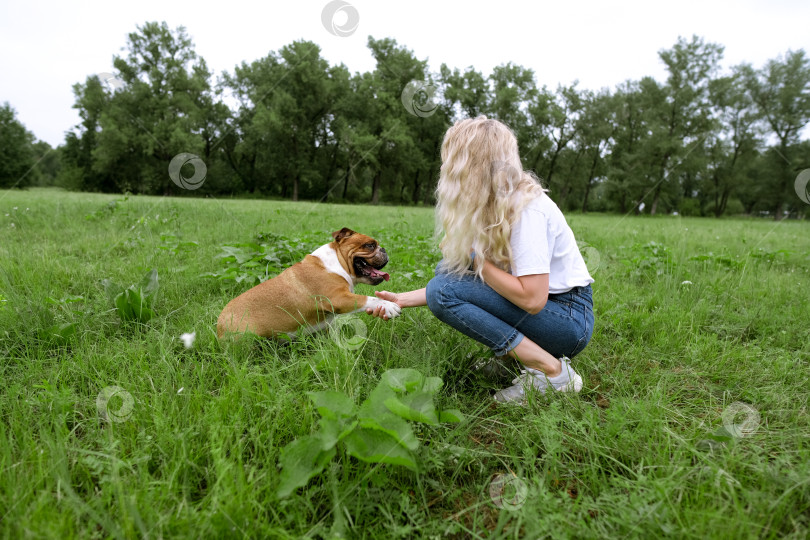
[425,264,594,358]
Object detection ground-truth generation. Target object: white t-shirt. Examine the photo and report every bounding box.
[509,193,594,294]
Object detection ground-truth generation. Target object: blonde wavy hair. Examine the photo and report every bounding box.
[435,116,547,278]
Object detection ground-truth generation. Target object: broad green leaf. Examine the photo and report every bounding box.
[45,295,85,306]
[358,381,398,419]
[138,269,159,303]
[318,417,358,451]
[343,428,417,471]
[115,289,154,322]
[438,409,464,423]
[132,303,155,322]
[127,289,154,322]
[114,291,134,320]
[38,322,77,344]
[384,391,439,425]
[422,376,443,394]
[177,241,198,251]
[358,414,418,451]
[308,390,356,419]
[277,434,336,498]
[381,368,424,392]
[101,278,123,303]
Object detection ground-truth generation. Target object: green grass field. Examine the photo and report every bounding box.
[1,188,808,538]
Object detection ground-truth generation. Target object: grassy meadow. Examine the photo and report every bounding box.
[1,187,809,538]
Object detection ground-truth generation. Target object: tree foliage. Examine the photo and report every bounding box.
[0,103,37,189]
[6,23,810,217]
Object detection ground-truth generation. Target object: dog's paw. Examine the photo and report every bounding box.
[380,299,401,319]
[365,296,401,319]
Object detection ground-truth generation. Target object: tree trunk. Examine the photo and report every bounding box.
[323,141,340,201]
[343,171,350,200]
[774,202,785,221]
[343,153,353,200]
[371,170,381,205]
[423,164,437,205]
[712,172,721,217]
[582,183,591,213]
[719,189,730,216]
[650,185,661,215]
[250,155,258,193]
[545,149,561,186]
[558,185,570,208]
[775,140,791,220]
[223,147,253,192]
[582,149,599,213]
[651,152,672,216]
[411,170,421,204]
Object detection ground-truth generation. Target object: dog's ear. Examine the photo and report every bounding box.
[332,228,356,242]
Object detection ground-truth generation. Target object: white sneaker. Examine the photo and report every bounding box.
[493,357,583,403]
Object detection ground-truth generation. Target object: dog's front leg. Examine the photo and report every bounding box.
[326,293,401,320]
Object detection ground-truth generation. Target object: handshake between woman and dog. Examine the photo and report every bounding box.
[217,227,401,339]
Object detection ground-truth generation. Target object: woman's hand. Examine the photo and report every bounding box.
[365,288,427,320]
[366,291,401,320]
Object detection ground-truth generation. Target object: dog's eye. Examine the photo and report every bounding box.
[364,242,376,250]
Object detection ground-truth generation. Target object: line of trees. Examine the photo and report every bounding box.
[2,21,809,217]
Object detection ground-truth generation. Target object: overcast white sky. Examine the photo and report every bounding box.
[1,0,808,147]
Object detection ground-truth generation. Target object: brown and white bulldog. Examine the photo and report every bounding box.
[216,228,401,338]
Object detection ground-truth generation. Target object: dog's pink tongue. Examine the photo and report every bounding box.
[370,268,390,281]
